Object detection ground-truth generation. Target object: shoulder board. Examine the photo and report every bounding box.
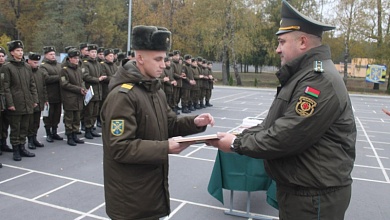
[119,83,134,93]
[63,66,67,69]
[83,60,88,63]
[313,61,324,73]
[100,61,104,64]
[41,62,45,65]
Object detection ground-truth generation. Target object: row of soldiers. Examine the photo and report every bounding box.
[159,50,215,114]
[0,41,215,166]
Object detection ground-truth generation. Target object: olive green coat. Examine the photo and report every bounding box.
[83,57,104,101]
[31,67,48,111]
[233,45,356,192]
[101,60,206,220]
[60,59,85,111]
[2,57,38,115]
[101,61,118,99]
[40,59,62,103]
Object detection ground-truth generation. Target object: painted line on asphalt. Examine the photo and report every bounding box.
[0,171,33,184]
[164,202,187,220]
[356,117,390,183]
[74,202,106,220]
[32,180,77,200]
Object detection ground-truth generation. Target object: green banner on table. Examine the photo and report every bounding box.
[208,150,278,209]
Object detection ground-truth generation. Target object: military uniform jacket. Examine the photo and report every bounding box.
[40,59,62,103]
[159,66,173,94]
[208,67,214,89]
[201,66,209,89]
[32,67,48,112]
[234,45,356,193]
[2,57,39,115]
[181,63,192,89]
[191,65,200,90]
[101,61,118,99]
[83,57,104,101]
[60,60,85,111]
[171,60,182,87]
[101,60,206,220]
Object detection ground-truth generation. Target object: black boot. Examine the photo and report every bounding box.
[200,101,205,108]
[182,106,191,114]
[0,163,2,168]
[206,101,213,107]
[81,122,85,131]
[1,139,13,152]
[19,144,35,157]
[72,133,84,144]
[67,134,77,146]
[45,127,53,142]
[27,136,36,150]
[33,135,44,147]
[91,129,101,137]
[85,128,94,139]
[12,145,21,161]
[190,104,196,111]
[173,107,180,115]
[96,116,102,127]
[51,128,63,140]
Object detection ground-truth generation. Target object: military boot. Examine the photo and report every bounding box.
[51,128,63,140]
[96,116,102,127]
[206,101,213,107]
[1,139,13,152]
[91,129,101,137]
[33,135,44,147]
[81,122,85,131]
[182,106,191,114]
[85,128,94,139]
[189,104,196,111]
[19,144,35,157]
[45,127,53,142]
[67,134,77,146]
[72,133,84,144]
[0,163,2,168]
[200,101,205,108]
[12,145,21,161]
[27,136,36,150]
[195,103,201,109]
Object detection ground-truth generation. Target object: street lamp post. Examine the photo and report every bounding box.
[127,0,132,53]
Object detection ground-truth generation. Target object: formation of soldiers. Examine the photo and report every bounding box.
[0,41,214,166]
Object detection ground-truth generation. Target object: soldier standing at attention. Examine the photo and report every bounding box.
[207,1,356,219]
[159,57,176,110]
[181,54,192,114]
[206,61,214,107]
[26,52,48,149]
[41,46,64,142]
[171,50,182,115]
[3,40,38,161]
[101,25,214,220]
[83,44,106,139]
[190,57,200,110]
[60,49,87,146]
[97,47,105,62]
[0,46,13,154]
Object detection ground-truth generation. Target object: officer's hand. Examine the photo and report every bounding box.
[168,138,194,154]
[8,106,16,111]
[206,132,236,153]
[194,113,215,127]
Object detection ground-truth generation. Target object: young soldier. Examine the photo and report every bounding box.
[171,50,182,114]
[40,46,64,142]
[60,49,87,146]
[3,40,38,161]
[26,52,48,149]
[199,59,209,108]
[190,58,200,110]
[159,57,176,111]
[97,47,105,62]
[181,54,192,113]
[206,61,214,106]
[101,25,214,220]
[82,44,106,139]
[0,46,12,154]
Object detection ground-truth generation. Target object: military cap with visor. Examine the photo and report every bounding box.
[131,25,171,51]
[7,40,24,52]
[97,47,105,53]
[173,50,180,55]
[68,49,80,58]
[276,0,335,37]
[43,46,56,54]
[184,54,192,60]
[79,43,88,50]
[65,46,76,53]
[28,52,41,61]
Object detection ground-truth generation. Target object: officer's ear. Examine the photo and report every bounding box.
[135,52,144,65]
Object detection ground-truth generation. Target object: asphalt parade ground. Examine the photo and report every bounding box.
[1,86,390,220]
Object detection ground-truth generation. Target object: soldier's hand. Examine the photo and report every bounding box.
[33,103,38,108]
[194,113,215,127]
[99,76,107,81]
[81,89,87,95]
[168,138,194,154]
[8,106,16,111]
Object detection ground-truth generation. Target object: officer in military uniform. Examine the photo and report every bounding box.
[26,52,48,149]
[40,46,64,142]
[0,46,13,154]
[3,40,38,161]
[171,50,182,114]
[207,1,356,219]
[61,49,87,146]
[83,44,106,139]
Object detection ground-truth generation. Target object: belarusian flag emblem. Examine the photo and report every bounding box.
[305,86,320,98]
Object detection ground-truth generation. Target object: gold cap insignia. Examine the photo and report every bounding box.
[295,96,317,117]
